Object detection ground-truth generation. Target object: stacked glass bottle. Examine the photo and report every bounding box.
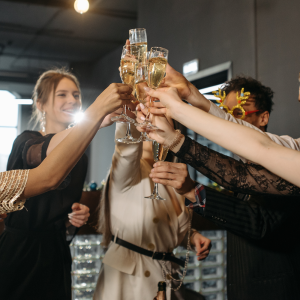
[70,235,105,300]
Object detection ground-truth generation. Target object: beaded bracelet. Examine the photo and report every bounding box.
[163,129,184,151]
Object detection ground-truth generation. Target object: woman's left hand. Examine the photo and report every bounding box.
[68,203,90,227]
[192,233,211,261]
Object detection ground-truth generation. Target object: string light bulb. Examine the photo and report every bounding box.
[74,0,89,14]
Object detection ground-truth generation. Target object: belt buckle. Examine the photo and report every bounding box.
[162,252,166,261]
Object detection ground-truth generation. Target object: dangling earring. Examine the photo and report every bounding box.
[41,111,46,134]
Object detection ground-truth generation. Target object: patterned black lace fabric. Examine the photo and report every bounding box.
[175,136,300,196]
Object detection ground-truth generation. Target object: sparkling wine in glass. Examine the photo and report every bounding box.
[134,58,153,142]
[112,45,141,144]
[145,141,169,201]
[129,28,147,63]
[136,47,168,131]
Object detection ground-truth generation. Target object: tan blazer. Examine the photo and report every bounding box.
[95,123,190,300]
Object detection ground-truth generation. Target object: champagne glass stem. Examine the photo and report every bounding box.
[116,123,140,144]
[145,96,153,122]
[126,123,133,138]
[153,182,159,196]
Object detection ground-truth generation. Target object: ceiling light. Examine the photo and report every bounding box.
[74,0,89,14]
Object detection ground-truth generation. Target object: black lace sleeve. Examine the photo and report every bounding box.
[174,136,300,196]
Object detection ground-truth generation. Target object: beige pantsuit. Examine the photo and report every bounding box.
[94,123,190,300]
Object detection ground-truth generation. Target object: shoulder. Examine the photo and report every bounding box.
[14,130,42,145]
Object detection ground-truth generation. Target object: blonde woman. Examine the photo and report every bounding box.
[0,67,134,300]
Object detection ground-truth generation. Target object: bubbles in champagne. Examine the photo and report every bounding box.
[131,42,147,62]
[121,59,136,87]
[135,80,148,103]
[153,142,169,162]
[148,57,167,89]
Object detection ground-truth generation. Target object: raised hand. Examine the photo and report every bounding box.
[68,203,90,228]
[143,87,184,118]
[100,104,136,129]
[96,83,135,116]
[160,64,193,100]
[136,103,177,146]
[149,161,195,195]
[160,64,211,111]
[191,232,212,261]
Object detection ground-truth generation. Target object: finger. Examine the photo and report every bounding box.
[125,39,130,50]
[70,213,90,221]
[201,239,212,252]
[153,161,182,168]
[71,202,81,211]
[198,250,210,257]
[126,102,137,111]
[144,87,160,98]
[145,101,166,108]
[119,93,135,101]
[150,171,179,180]
[151,163,186,173]
[148,107,167,115]
[136,110,148,120]
[117,84,133,94]
[150,178,177,188]
[198,252,210,260]
[113,107,124,114]
[71,206,89,215]
[69,219,83,228]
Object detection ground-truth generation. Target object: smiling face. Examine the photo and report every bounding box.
[41,77,81,131]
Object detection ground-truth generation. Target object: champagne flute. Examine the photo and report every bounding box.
[145,141,169,201]
[135,53,153,142]
[112,45,141,144]
[129,28,147,63]
[136,47,168,131]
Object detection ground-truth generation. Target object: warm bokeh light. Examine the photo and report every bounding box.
[74,111,84,123]
[74,0,89,14]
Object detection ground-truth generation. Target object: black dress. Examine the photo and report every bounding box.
[0,131,88,300]
[175,136,300,300]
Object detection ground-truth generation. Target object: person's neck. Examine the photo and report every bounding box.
[260,126,266,132]
[43,121,67,135]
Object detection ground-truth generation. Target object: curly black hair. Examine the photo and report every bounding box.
[222,76,274,115]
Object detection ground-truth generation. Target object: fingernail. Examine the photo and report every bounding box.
[153,163,157,167]
[144,87,151,92]
[140,103,145,109]
[141,116,145,120]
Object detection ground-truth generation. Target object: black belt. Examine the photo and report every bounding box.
[111,235,185,267]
